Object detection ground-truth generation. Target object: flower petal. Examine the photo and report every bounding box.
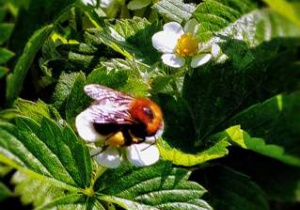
[163,22,184,36]
[75,110,104,142]
[82,0,97,6]
[211,43,221,58]
[145,122,164,143]
[191,53,212,68]
[161,54,185,68]
[126,143,160,166]
[184,19,199,35]
[94,146,121,168]
[152,31,179,53]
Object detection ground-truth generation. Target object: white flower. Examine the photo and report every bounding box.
[76,109,162,168]
[152,19,217,68]
[81,0,97,6]
[81,0,115,8]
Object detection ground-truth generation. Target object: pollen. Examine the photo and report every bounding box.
[106,131,125,147]
[176,33,199,57]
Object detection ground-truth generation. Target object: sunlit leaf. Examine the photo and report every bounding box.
[85,17,161,65]
[153,0,196,23]
[193,0,257,42]
[95,161,212,210]
[227,92,300,166]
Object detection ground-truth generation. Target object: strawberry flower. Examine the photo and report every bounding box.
[152,19,219,68]
[76,108,162,168]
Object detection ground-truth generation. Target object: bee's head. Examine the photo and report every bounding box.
[129,98,163,136]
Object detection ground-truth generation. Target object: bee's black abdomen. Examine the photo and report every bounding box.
[93,123,123,135]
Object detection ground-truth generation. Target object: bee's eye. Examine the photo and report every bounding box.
[142,107,154,119]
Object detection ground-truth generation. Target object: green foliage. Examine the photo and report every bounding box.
[0,23,13,45]
[0,7,14,79]
[0,182,12,201]
[196,166,269,210]
[6,25,54,105]
[95,161,212,209]
[85,17,161,65]
[152,0,196,23]
[262,0,300,27]
[0,0,300,209]
[228,93,300,166]
[223,151,300,202]
[12,172,65,206]
[193,0,257,41]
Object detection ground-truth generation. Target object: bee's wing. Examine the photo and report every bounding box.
[88,103,135,124]
[84,84,132,101]
[84,84,135,124]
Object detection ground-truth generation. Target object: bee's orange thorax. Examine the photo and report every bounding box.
[129,98,163,136]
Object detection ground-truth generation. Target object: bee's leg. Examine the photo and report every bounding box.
[140,134,159,152]
[90,145,108,157]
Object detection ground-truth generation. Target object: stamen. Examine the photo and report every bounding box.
[105,131,125,147]
[176,33,199,57]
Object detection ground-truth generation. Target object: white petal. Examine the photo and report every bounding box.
[145,122,164,143]
[94,146,121,168]
[161,54,185,68]
[82,0,97,6]
[191,53,212,68]
[100,0,114,8]
[184,19,199,35]
[163,22,184,36]
[211,43,221,58]
[75,110,105,142]
[152,31,179,53]
[198,42,211,52]
[126,143,159,166]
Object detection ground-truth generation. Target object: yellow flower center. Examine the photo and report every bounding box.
[105,131,125,147]
[176,33,199,57]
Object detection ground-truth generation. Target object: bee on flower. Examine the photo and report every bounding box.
[152,19,220,68]
[75,84,164,168]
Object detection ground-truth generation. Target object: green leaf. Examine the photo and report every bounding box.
[152,0,196,23]
[227,92,300,166]
[95,161,212,210]
[158,137,230,167]
[196,166,269,210]
[65,72,89,127]
[14,98,62,124]
[85,17,161,65]
[0,23,14,44]
[215,125,300,166]
[223,151,300,202]
[0,48,14,64]
[12,172,104,209]
[16,116,92,188]
[156,94,230,166]
[51,72,80,111]
[0,66,8,79]
[35,194,104,210]
[0,163,12,177]
[262,0,300,27]
[0,182,13,201]
[0,114,92,190]
[183,11,300,146]
[128,0,151,10]
[8,0,77,54]
[12,171,65,206]
[193,0,257,41]
[6,24,54,105]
